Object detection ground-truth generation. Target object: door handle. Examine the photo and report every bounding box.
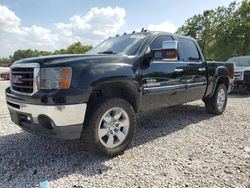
[174,69,184,73]
[198,68,206,72]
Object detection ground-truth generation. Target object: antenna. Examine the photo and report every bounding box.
[72,27,75,43]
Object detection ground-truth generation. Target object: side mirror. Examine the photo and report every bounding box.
[152,40,178,60]
[144,46,153,58]
[162,40,178,50]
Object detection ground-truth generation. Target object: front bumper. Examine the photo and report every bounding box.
[7,100,87,139]
[234,80,250,86]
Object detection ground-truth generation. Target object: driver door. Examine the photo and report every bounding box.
[141,35,189,111]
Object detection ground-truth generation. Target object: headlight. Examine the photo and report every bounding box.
[40,67,72,89]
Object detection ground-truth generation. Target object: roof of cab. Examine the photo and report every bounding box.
[122,30,196,41]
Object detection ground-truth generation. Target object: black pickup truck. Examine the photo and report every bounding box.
[6,31,234,156]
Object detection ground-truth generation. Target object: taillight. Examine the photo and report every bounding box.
[232,64,235,80]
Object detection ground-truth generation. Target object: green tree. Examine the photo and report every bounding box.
[53,42,92,55]
[0,57,11,67]
[0,42,92,67]
[66,42,92,54]
[177,0,250,61]
[177,10,216,59]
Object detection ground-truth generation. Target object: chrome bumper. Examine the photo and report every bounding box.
[7,101,87,126]
[7,100,87,139]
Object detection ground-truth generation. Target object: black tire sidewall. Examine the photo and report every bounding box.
[246,85,250,91]
[84,98,136,156]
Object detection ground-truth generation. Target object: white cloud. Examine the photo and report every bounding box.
[0,5,126,57]
[0,5,22,34]
[0,4,177,57]
[146,21,177,33]
[55,6,126,42]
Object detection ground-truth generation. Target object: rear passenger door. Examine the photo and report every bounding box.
[178,37,207,101]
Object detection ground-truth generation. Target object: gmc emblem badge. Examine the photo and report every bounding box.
[12,75,23,84]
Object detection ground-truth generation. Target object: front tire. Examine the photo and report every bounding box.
[81,97,136,157]
[205,84,228,115]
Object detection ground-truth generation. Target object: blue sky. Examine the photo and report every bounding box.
[0,0,241,57]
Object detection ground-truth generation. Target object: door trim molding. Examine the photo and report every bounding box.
[143,82,207,94]
[186,82,207,87]
[144,83,185,94]
[151,60,204,64]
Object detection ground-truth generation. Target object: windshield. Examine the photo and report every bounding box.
[87,34,147,55]
[227,56,250,66]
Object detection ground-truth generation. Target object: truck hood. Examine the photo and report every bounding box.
[235,65,250,71]
[12,54,136,67]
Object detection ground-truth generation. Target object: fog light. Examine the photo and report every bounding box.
[38,115,54,130]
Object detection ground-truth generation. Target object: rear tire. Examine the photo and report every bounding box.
[81,97,136,157]
[205,84,228,115]
[246,85,250,91]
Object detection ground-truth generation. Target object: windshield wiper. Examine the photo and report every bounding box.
[98,51,116,54]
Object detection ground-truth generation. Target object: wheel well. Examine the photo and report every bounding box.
[217,76,229,90]
[89,81,140,112]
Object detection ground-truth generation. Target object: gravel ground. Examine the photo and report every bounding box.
[0,81,249,188]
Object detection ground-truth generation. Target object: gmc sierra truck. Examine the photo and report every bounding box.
[6,31,234,156]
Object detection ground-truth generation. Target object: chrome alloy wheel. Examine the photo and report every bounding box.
[98,107,130,149]
[217,88,226,110]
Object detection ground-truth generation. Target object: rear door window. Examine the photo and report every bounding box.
[179,38,200,62]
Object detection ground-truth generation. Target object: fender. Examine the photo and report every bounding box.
[209,66,230,97]
[78,63,142,112]
[90,79,142,112]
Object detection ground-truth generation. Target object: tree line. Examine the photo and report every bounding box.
[177,0,250,61]
[0,42,92,67]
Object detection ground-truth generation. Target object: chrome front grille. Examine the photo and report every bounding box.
[10,63,40,96]
[11,67,34,93]
[234,71,244,81]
